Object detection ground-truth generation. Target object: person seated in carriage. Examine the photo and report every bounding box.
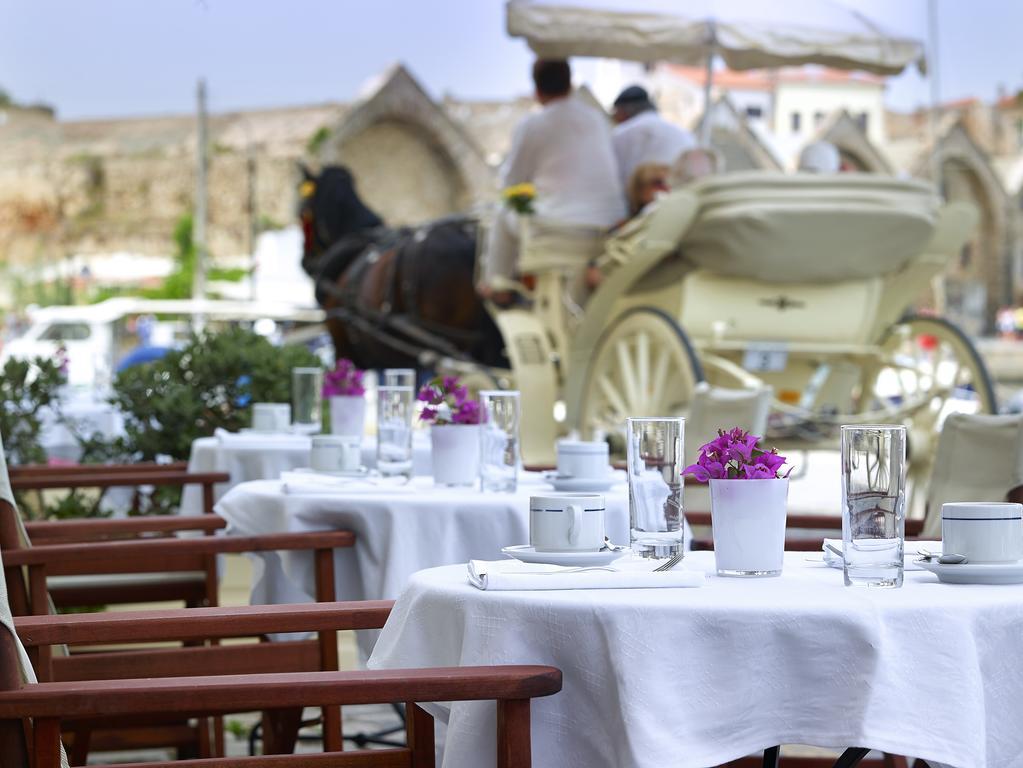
[611,85,696,191]
[479,58,626,305]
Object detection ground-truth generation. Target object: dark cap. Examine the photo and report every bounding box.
[613,85,652,107]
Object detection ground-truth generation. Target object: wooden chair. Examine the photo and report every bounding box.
[0,564,563,767]
[0,443,359,761]
[6,467,230,611]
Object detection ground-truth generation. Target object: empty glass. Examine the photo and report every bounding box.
[626,417,685,559]
[841,425,907,588]
[377,385,414,478]
[382,368,416,389]
[479,390,520,493]
[291,367,323,430]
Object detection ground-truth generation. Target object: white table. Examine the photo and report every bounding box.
[179,431,433,515]
[215,473,632,653]
[368,551,1017,768]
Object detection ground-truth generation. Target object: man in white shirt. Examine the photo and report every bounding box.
[611,85,696,190]
[480,59,626,302]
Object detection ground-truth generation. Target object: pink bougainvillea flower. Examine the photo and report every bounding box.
[682,428,791,484]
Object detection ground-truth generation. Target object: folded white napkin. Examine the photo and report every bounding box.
[280,470,416,496]
[822,538,938,571]
[215,428,310,448]
[467,557,704,591]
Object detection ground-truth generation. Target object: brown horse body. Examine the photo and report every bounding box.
[300,166,505,370]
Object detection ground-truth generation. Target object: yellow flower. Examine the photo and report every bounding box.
[502,182,536,200]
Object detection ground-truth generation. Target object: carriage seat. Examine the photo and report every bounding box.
[680,172,940,284]
[518,216,606,275]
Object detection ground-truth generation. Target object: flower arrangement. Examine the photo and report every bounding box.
[502,182,536,214]
[417,375,481,425]
[322,358,365,397]
[683,428,791,482]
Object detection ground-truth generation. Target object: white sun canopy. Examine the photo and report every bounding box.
[506,1,927,76]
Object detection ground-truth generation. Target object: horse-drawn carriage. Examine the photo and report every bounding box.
[300,2,994,505]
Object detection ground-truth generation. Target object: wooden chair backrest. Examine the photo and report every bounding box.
[0,540,31,765]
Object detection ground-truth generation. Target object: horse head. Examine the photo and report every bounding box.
[297,163,384,276]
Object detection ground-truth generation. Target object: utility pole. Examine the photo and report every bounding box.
[246,141,258,301]
[927,0,942,193]
[192,78,209,305]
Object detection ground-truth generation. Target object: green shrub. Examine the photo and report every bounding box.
[0,356,66,465]
[110,327,320,461]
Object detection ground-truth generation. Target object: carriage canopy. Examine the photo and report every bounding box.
[506,1,927,76]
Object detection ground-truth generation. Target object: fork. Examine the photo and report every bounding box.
[653,552,685,572]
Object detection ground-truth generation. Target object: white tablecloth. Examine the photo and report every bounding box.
[180,431,433,515]
[367,551,1017,768]
[216,473,633,654]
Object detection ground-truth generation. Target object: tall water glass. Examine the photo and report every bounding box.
[291,367,323,429]
[377,385,414,478]
[626,417,685,559]
[382,368,416,389]
[479,390,520,493]
[841,425,906,588]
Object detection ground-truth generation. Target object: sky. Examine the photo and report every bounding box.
[0,0,1020,121]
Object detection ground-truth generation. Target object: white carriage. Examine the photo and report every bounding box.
[467,3,994,506]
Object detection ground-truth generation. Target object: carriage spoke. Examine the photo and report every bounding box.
[636,331,650,406]
[616,340,639,412]
[598,374,630,424]
[649,350,671,414]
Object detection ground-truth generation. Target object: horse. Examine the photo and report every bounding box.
[298,164,506,371]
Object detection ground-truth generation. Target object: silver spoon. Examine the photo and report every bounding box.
[917,548,968,565]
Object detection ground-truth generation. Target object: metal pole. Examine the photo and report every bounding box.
[193,78,209,304]
[927,0,942,193]
[698,21,716,145]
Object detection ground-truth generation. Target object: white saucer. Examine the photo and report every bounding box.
[916,559,1023,585]
[293,466,369,479]
[501,545,627,567]
[542,471,617,492]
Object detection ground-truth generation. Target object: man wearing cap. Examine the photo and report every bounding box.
[612,85,696,189]
[480,59,625,303]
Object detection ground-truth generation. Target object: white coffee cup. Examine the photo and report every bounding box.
[310,435,362,473]
[529,493,605,552]
[556,439,609,479]
[941,502,1023,563]
[252,402,291,432]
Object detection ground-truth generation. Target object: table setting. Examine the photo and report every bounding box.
[362,420,1023,768]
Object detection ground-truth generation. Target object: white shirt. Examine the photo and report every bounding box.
[500,96,625,227]
[612,110,696,187]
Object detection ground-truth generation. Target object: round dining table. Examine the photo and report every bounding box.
[368,550,1021,768]
[215,472,634,654]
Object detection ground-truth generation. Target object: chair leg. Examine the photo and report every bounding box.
[406,703,436,768]
[497,699,531,768]
[833,748,871,768]
[882,756,909,768]
[262,707,303,754]
[69,727,91,765]
[762,745,780,768]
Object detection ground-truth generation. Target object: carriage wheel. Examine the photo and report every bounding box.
[579,307,704,441]
[873,314,996,518]
[874,314,997,418]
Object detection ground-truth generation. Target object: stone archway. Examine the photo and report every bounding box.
[317,64,495,226]
[920,121,1010,335]
[816,109,893,174]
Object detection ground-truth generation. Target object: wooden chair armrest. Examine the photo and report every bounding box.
[0,666,563,720]
[9,462,188,478]
[24,515,226,542]
[10,470,230,490]
[15,600,393,646]
[3,530,355,568]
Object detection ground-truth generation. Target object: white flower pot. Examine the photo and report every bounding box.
[329,395,366,437]
[430,424,481,487]
[710,478,788,577]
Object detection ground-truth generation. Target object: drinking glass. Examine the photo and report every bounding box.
[626,417,685,559]
[377,385,414,478]
[841,425,906,588]
[479,390,520,493]
[291,367,323,430]
[382,368,416,389]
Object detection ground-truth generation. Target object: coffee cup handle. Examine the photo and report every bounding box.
[567,504,583,546]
